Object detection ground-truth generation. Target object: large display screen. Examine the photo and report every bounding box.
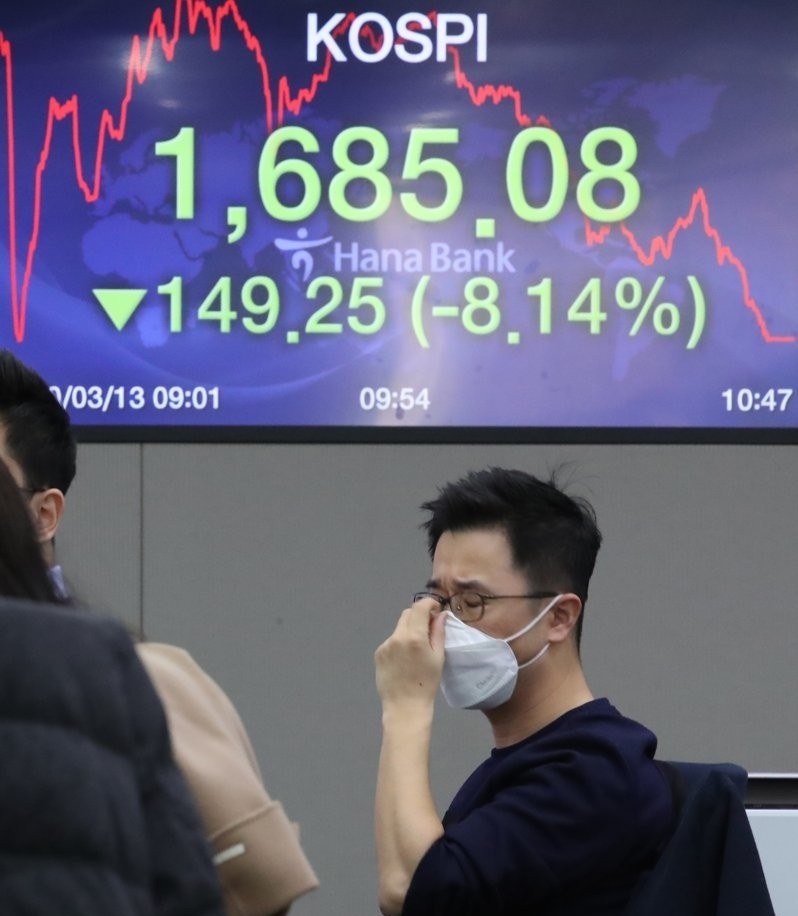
[1,1,795,441]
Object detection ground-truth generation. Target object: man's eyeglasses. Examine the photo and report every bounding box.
[413,590,558,623]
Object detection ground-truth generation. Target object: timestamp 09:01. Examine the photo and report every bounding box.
[49,384,221,412]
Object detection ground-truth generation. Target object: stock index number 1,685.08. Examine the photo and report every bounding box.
[155,123,641,226]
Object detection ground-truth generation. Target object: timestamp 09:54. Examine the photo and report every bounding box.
[359,386,430,413]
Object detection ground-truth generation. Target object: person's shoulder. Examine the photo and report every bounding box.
[0,597,137,667]
[498,698,658,766]
[517,698,628,740]
[137,641,227,698]
[551,697,656,739]
[137,641,197,672]
[569,698,660,760]
[0,595,117,632]
[582,697,660,748]
[136,641,250,742]
[0,599,167,758]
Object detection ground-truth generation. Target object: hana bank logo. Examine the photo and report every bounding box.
[275,228,333,282]
[306,12,488,63]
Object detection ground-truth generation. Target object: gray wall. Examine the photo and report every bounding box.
[59,443,797,916]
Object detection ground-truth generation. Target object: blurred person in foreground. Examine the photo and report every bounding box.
[0,348,318,915]
[0,458,225,915]
[374,467,673,916]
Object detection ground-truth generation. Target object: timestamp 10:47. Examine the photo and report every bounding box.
[721,388,793,413]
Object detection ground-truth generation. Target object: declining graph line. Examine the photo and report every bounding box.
[616,190,793,344]
[582,188,795,344]
[0,2,793,344]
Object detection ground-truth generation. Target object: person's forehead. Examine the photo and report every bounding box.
[431,528,520,583]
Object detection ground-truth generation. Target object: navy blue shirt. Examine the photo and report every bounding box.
[404,699,672,916]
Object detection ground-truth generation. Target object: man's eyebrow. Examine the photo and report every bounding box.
[425,578,486,591]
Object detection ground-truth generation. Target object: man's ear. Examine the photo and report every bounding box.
[547,594,582,644]
[31,487,66,546]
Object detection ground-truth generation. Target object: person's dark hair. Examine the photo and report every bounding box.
[420,466,602,646]
[0,349,76,493]
[0,459,63,603]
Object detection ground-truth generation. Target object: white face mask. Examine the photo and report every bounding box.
[440,595,561,711]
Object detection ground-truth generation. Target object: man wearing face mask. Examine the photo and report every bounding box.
[374,467,673,916]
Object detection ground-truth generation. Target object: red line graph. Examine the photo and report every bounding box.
[0,1,794,343]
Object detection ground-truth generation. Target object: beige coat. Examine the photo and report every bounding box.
[137,643,318,916]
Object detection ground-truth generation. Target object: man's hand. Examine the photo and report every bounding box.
[375,597,446,711]
[374,598,447,915]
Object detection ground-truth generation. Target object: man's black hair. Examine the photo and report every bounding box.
[0,349,76,493]
[420,466,602,646]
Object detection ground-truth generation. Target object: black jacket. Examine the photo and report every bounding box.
[624,766,775,916]
[0,598,225,916]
